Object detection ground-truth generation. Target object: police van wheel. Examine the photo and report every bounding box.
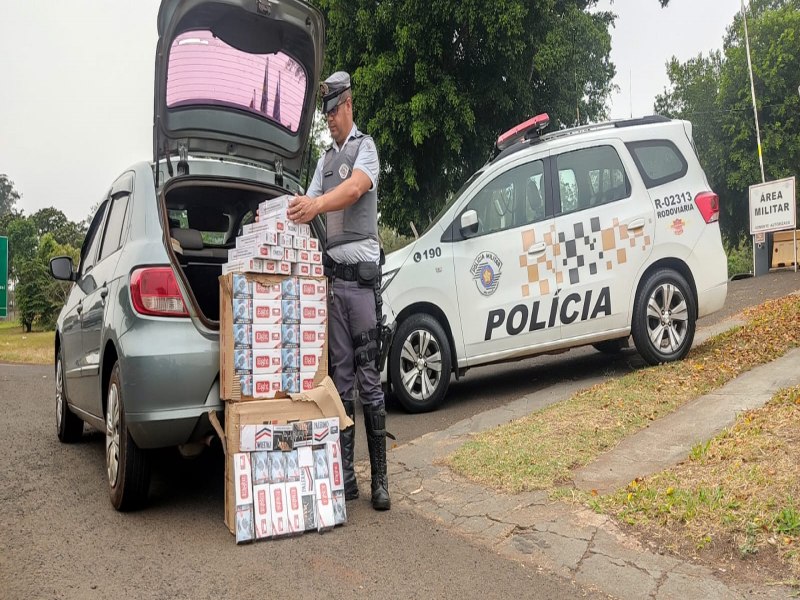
[106,362,151,511]
[632,269,696,366]
[390,314,452,413]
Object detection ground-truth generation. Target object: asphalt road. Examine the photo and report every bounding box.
[1,269,797,599]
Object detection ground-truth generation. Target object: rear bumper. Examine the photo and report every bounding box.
[697,280,728,318]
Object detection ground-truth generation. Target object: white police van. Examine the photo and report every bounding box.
[379,114,728,412]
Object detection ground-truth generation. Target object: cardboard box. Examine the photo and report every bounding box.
[301,301,327,325]
[251,451,270,485]
[286,481,305,534]
[235,505,255,544]
[314,479,335,532]
[271,483,289,537]
[233,453,253,506]
[252,349,282,374]
[252,325,282,349]
[253,483,272,539]
[327,439,344,492]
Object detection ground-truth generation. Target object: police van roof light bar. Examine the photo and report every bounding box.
[496,113,550,151]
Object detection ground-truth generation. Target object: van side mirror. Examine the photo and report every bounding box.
[49,256,76,282]
[460,210,479,238]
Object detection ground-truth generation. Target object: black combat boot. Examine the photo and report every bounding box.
[341,397,359,501]
[363,403,390,510]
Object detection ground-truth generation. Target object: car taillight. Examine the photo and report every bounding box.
[130,267,189,317]
[694,192,720,224]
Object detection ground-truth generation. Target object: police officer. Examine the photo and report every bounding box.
[288,72,389,511]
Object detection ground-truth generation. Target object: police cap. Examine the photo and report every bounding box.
[320,71,351,114]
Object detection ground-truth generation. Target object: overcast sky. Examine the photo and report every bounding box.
[0,0,741,225]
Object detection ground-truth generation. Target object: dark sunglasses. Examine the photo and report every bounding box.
[326,97,348,117]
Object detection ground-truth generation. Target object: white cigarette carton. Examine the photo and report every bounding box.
[222,261,243,275]
[233,324,252,348]
[283,247,297,263]
[271,483,289,537]
[252,281,282,300]
[300,301,327,325]
[252,349,282,374]
[293,235,308,250]
[272,424,294,451]
[282,324,300,347]
[259,194,292,214]
[239,424,256,452]
[233,299,252,324]
[312,418,340,444]
[232,274,251,298]
[282,347,300,371]
[314,479,335,532]
[299,279,327,302]
[227,258,275,274]
[299,372,316,392]
[282,371,300,394]
[300,347,323,373]
[302,494,317,531]
[282,299,300,324]
[255,425,273,451]
[233,349,252,373]
[239,374,253,397]
[277,261,292,275]
[297,249,311,264]
[285,449,301,481]
[242,220,279,239]
[268,450,287,483]
[233,452,253,506]
[278,233,293,248]
[332,490,347,526]
[286,481,305,535]
[252,483,272,540]
[313,446,329,479]
[299,464,314,495]
[235,505,255,544]
[292,262,312,277]
[253,374,282,398]
[327,439,344,492]
[229,245,278,262]
[252,324,282,349]
[253,300,282,324]
[298,224,311,238]
[310,264,324,277]
[307,237,319,251]
[281,276,299,298]
[237,231,279,248]
[265,218,298,236]
[308,251,323,265]
[292,421,313,448]
[251,451,270,485]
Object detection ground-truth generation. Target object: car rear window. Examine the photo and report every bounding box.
[626,140,688,188]
[166,30,307,133]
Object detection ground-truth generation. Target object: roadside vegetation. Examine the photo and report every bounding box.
[0,319,53,364]
[448,294,800,492]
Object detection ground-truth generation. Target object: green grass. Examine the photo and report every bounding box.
[0,319,54,364]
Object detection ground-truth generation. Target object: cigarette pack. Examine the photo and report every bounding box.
[233,453,253,506]
[297,249,311,264]
[286,481,305,535]
[283,247,297,263]
[298,223,311,237]
[268,450,287,483]
[253,300,282,324]
[281,277,299,298]
[282,299,300,324]
[314,479,335,532]
[273,424,294,451]
[235,505,255,544]
[312,418,340,444]
[307,237,319,251]
[299,372,316,392]
[234,349,252,372]
[277,261,292,275]
[308,251,323,265]
[239,374,253,397]
[233,299,252,324]
[278,233,293,248]
[252,483,272,540]
[271,483,289,537]
[282,347,300,371]
[292,262,312,277]
[282,324,300,347]
[300,347,323,372]
[299,279,327,302]
[232,274,252,298]
[261,245,285,260]
[332,490,347,526]
[300,301,327,325]
[233,324,252,348]
[285,449,301,481]
[239,424,256,452]
[251,451,270,485]
[253,374,282,398]
[313,446,329,480]
[300,325,326,348]
[310,264,324,277]
[327,439,344,492]
[292,421,313,448]
[293,235,308,250]
[252,349,282,374]
[252,324,282,349]
[282,371,300,394]
[302,494,317,531]
[252,281,282,300]
[254,425,273,451]
[298,447,314,492]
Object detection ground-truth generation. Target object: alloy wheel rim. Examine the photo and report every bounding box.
[106,383,121,487]
[56,358,64,430]
[398,329,443,401]
[646,283,689,354]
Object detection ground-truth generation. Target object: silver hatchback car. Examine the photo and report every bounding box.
[49,0,325,510]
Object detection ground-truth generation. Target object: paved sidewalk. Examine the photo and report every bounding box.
[358,315,799,600]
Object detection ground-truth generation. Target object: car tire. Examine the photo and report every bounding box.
[631,269,696,366]
[56,347,83,443]
[389,313,452,413]
[592,337,628,355]
[106,361,151,511]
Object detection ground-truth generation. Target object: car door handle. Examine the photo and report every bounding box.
[627,218,646,230]
[76,303,83,314]
[100,287,108,300]
[527,242,547,255]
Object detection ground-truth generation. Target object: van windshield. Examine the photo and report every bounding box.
[421,170,484,235]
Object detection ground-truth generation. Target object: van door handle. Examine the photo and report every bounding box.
[627,218,645,230]
[527,242,547,255]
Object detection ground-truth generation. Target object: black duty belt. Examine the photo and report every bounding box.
[323,257,359,282]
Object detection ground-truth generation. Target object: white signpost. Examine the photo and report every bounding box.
[749,176,797,272]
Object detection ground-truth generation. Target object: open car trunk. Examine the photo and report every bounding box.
[161,179,288,324]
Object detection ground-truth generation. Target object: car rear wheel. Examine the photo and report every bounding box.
[56,348,83,443]
[389,314,452,413]
[106,361,151,511]
[631,269,696,365]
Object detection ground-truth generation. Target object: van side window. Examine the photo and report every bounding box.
[556,146,630,215]
[99,194,130,261]
[626,140,688,188]
[79,201,109,276]
[464,159,545,236]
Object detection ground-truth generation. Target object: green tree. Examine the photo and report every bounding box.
[313,0,617,233]
[6,216,37,281]
[31,207,86,248]
[35,233,79,329]
[15,259,51,332]
[0,174,21,218]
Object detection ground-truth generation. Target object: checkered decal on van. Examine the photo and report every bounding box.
[519,216,651,297]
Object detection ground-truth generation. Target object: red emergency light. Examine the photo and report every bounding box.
[496,113,550,151]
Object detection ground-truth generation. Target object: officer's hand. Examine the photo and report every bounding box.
[288,195,318,224]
